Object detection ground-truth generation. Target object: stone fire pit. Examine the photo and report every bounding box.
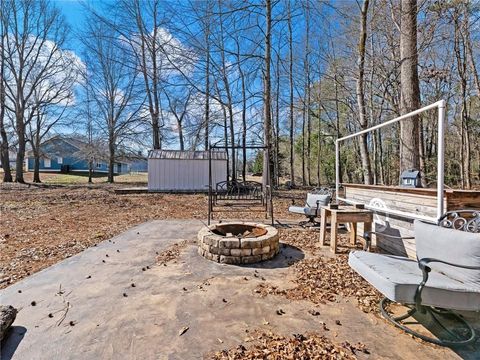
[198,222,279,264]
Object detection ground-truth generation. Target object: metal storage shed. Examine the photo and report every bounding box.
[148,150,227,192]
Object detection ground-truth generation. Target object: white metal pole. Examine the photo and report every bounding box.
[335,140,340,203]
[437,100,446,221]
[338,100,444,142]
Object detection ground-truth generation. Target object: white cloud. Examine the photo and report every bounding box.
[127,27,196,80]
[4,35,85,108]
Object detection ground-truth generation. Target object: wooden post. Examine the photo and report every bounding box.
[330,212,338,253]
[350,222,358,245]
[319,207,329,246]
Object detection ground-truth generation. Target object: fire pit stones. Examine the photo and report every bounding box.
[198,222,279,264]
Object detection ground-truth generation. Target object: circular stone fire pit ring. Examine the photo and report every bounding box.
[198,222,279,265]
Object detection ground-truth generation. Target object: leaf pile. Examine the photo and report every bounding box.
[209,331,369,359]
[156,240,190,265]
[278,229,321,254]
[255,255,382,314]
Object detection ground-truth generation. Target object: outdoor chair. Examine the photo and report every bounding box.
[288,188,332,227]
[348,210,480,346]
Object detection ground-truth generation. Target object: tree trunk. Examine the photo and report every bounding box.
[274,53,280,186]
[463,2,480,102]
[222,103,230,180]
[217,3,235,181]
[355,0,372,185]
[33,112,42,183]
[262,0,273,190]
[108,133,115,183]
[334,72,342,184]
[399,0,421,178]
[178,121,185,151]
[454,9,471,189]
[33,149,41,183]
[204,45,210,150]
[316,82,322,186]
[0,20,12,183]
[288,2,295,187]
[305,3,311,187]
[15,112,25,183]
[88,160,93,183]
[301,100,306,186]
[237,51,247,182]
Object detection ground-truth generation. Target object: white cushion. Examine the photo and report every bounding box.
[306,193,330,207]
[288,206,317,216]
[414,220,480,285]
[349,250,480,311]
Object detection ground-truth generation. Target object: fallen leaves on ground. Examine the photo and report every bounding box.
[277,228,320,255]
[209,330,369,359]
[255,255,382,314]
[156,240,190,265]
[252,226,383,314]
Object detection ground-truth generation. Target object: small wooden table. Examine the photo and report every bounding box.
[319,206,373,253]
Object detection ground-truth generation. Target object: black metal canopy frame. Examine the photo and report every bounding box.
[207,141,274,226]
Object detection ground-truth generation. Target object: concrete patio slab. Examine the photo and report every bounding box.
[0,220,474,359]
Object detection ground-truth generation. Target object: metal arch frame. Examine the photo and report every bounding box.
[207,141,274,226]
[335,100,446,222]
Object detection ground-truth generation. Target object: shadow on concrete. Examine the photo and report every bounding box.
[416,311,480,359]
[241,243,305,269]
[1,326,27,360]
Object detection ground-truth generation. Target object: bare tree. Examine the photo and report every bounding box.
[399,0,421,176]
[164,88,192,151]
[202,1,212,150]
[2,0,70,183]
[288,1,295,187]
[27,102,70,183]
[25,53,80,183]
[304,2,312,186]
[262,0,273,189]
[0,2,12,182]
[355,0,373,184]
[82,16,144,183]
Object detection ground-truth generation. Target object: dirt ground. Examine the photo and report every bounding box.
[0,177,303,289]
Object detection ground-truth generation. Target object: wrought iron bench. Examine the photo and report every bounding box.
[213,180,264,205]
[349,210,480,346]
[288,187,332,227]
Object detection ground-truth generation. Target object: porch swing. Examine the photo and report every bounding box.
[207,142,274,226]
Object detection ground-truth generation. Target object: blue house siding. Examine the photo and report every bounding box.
[28,157,127,174]
[130,159,148,172]
[26,137,130,174]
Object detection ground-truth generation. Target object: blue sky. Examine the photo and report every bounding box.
[54,0,111,54]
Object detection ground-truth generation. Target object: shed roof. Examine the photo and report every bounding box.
[148,150,228,160]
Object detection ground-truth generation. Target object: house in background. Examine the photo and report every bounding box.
[128,153,148,173]
[25,136,130,174]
